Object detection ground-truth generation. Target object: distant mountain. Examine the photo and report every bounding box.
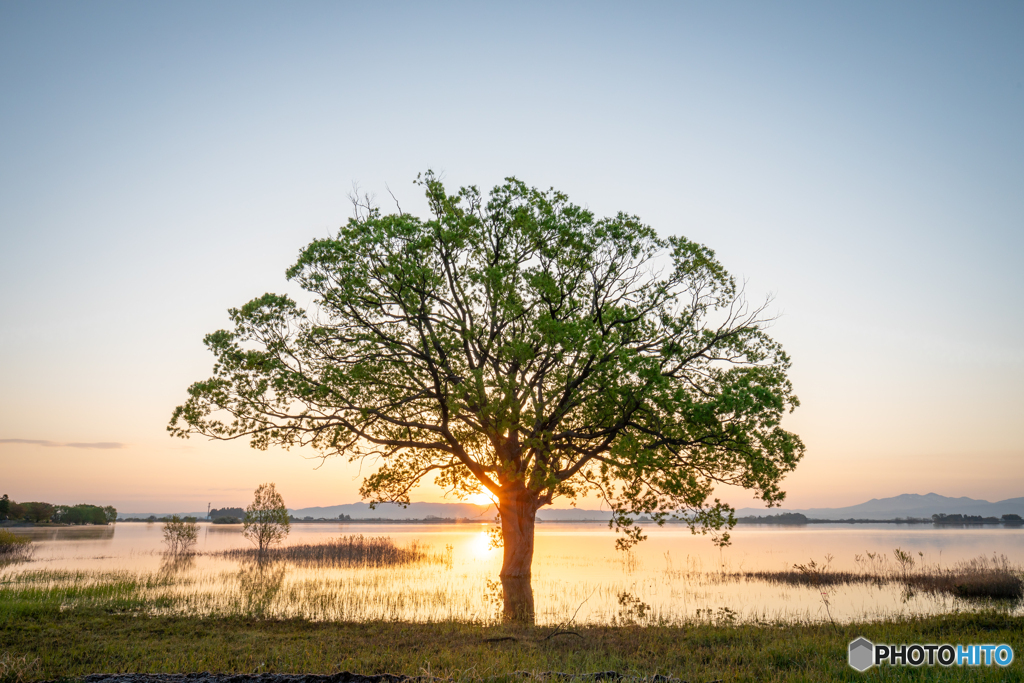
[288,501,494,520]
[288,501,613,521]
[536,508,613,521]
[735,493,1024,520]
[118,502,612,521]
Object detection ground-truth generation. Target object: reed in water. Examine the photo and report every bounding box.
[737,550,1022,600]
[217,534,445,568]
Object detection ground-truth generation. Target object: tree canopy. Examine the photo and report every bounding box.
[170,172,804,584]
[162,515,199,555]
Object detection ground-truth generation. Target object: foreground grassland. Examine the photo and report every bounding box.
[2,604,1022,682]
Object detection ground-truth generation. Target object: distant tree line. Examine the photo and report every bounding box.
[284,513,353,522]
[209,507,245,519]
[735,511,1024,526]
[0,494,116,524]
[737,513,809,525]
[209,506,245,524]
[932,513,1023,525]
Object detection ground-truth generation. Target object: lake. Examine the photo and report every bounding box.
[3,521,1022,625]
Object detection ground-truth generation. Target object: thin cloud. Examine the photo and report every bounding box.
[0,439,57,446]
[0,439,126,449]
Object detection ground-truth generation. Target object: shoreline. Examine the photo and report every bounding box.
[6,517,1024,528]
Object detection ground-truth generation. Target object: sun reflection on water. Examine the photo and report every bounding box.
[467,529,498,560]
[4,522,1022,625]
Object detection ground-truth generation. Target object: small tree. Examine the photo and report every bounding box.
[243,483,290,556]
[162,515,199,554]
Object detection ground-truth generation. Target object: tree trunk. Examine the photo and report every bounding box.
[497,486,537,623]
[500,576,534,624]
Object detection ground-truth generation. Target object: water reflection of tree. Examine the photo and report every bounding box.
[500,576,534,623]
[236,559,286,617]
[158,553,196,577]
[20,526,116,542]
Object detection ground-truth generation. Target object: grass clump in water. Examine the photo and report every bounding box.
[218,534,442,568]
[0,531,32,565]
[742,550,1023,601]
[925,554,1023,600]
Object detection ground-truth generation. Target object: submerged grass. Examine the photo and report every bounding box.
[3,538,1024,680]
[219,535,444,568]
[4,541,1022,627]
[0,531,32,566]
[738,551,1024,600]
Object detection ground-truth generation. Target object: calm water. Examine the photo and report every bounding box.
[4,522,1022,625]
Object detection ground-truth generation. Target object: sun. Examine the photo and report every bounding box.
[466,491,496,506]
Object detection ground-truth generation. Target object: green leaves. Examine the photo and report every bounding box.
[169,171,804,549]
[243,483,290,555]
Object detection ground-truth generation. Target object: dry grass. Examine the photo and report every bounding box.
[920,554,1023,599]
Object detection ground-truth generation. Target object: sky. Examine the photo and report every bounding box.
[1,1,1021,514]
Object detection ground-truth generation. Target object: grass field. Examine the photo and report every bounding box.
[1,600,1022,682]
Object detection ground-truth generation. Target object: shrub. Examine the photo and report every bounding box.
[162,515,199,555]
[0,530,32,563]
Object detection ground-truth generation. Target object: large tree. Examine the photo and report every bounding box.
[170,173,803,617]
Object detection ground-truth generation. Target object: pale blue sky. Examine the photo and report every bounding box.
[1,1,1021,512]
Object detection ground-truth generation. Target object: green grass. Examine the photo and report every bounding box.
[2,546,1022,681]
[0,531,32,565]
[1,599,1022,681]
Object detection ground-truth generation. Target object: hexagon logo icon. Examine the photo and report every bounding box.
[849,637,875,671]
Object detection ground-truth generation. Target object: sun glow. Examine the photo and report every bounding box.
[466,492,496,506]
[470,529,499,558]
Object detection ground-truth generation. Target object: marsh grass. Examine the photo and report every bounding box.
[737,550,1023,600]
[218,534,443,568]
[3,539,1021,630]
[0,531,31,565]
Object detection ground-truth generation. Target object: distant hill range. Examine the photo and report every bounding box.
[118,502,610,521]
[734,493,1024,520]
[285,501,613,521]
[121,493,1024,522]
